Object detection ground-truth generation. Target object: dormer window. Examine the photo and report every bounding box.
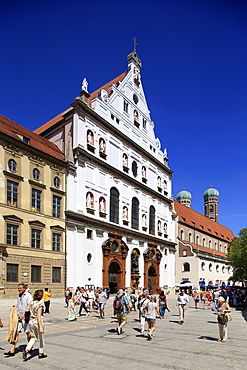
[23,136,30,145]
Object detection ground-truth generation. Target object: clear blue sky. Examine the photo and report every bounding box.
[1,0,247,236]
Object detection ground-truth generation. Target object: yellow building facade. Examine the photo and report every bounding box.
[0,115,66,297]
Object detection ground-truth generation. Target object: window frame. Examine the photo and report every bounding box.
[7,263,18,282]
[7,179,18,207]
[31,265,41,283]
[53,194,61,218]
[31,188,42,213]
[52,266,61,283]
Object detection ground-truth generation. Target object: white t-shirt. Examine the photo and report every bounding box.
[146,302,158,319]
[177,293,189,305]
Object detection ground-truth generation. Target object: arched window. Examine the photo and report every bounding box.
[202,238,205,247]
[123,153,128,168]
[201,262,205,271]
[163,180,167,192]
[214,242,217,250]
[183,263,190,272]
[210,205,214,213]
[219,244,222,252]
[180,230,184,240]
[149,205,155,235]
[164,223,168,235]
[110,187,119,224]
[131,197,139,230]
[216,264,219,272]
[209,240,212,248]
[196,235,199,245]
[209,263,212,271]
[132,161,138,177]
[86,192,94,209]
[87,129,94,146]
[188,233,192,242]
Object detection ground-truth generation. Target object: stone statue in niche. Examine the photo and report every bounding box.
[133,67,140,82]
[131,250,139,274]
[142,214,147,227]
[123,155,128,167]
[100,198,105,213]
[123,207,128,220]
[99,139,105,153]
[82,78,88,93]
[157,177,161,188]
[134,110,139,122]
[87,131,93,145]
[86,193,92,208]
[163,148,168,158]
[142,167,146,178]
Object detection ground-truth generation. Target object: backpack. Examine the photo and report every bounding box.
[114,295,124,311]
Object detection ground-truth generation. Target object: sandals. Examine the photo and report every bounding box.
[22,350,28,361]
[38,353,48,359]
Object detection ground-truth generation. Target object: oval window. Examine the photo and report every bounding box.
[8,159,17,172]
[33,168,40,181]
[54,176,60,188]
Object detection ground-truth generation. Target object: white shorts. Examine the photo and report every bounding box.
[17,318,30,333]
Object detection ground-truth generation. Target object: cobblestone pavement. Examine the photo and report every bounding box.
[0,295,246,369]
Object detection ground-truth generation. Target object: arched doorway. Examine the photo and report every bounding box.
[102,233,129,292]
[108,261,121,293]
[148,266,156,290]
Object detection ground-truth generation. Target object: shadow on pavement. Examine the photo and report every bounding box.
[169,320,181,325]
[198,336,218,341]
[207,321,218,324]
[236,307,247,322]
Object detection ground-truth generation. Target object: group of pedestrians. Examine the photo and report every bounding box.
[66,286,108,321]
[2,283,237,362]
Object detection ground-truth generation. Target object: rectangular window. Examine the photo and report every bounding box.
[52,233,61,251]
[143,119,146,129]
[7,263,18,282]
[52,267,61,283]
[7,180,18,207]
[7,223,18,245]
[53,195,61,218]
[31,228,41,249]
[32,188,41,213]
[123,100,128,113]
[86,229,93,239]
[31,265,41,283]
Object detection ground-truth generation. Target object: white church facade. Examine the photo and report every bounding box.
[35,50,177,292]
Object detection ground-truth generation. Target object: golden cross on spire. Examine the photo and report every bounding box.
[132,37,138,52]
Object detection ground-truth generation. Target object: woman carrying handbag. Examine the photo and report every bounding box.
[217,296,231,342]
